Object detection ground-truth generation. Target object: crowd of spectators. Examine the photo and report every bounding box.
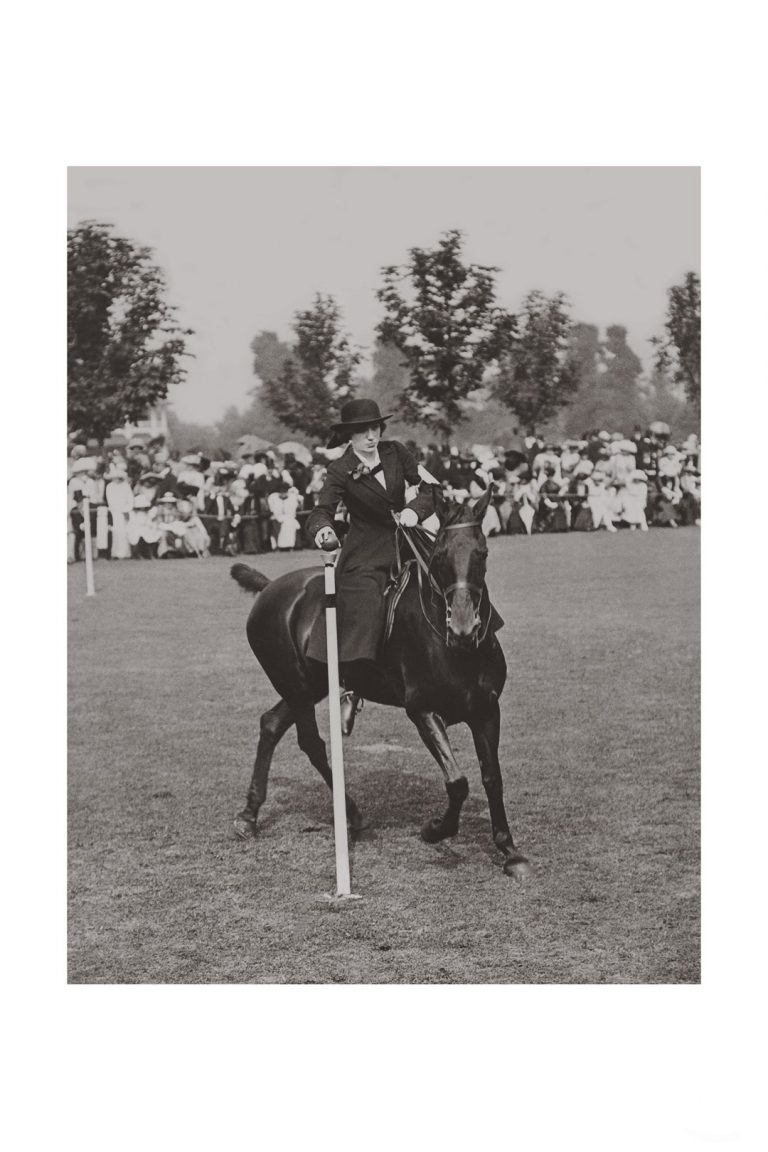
[67,423,700,563]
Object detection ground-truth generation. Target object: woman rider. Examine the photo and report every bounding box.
[305,399,438,732]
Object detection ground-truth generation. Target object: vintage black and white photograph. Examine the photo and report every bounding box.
[67,165,700,985]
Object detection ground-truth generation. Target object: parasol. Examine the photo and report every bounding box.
[236,434,273,456]
[277,441,312,466]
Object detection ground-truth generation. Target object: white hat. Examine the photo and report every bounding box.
[158,492,177,503]
[71,456,98,474]
[180,453,202,467]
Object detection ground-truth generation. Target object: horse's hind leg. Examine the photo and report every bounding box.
[408,709,469,843]
[469,695,531,878]
[293,704,366,832]
[234,699,294,839]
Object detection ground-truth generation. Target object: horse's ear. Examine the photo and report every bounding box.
[473,484,493,522]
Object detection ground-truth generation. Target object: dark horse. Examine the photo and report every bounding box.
[230,488,530,877]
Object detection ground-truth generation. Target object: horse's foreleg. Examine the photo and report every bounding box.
[408,709,469,843]
[293,705,366,832]
[234,699,294,838]
[469,696,531,877]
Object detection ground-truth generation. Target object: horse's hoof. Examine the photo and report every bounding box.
[421,816,456,844]
[503,855,532,880]
[233,813,257,840]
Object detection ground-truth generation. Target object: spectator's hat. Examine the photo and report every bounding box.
[598,430,610,441]
[180,453,202,467]
[662,445,678,456]
[158,492,177,503]
[71,456,98,474]
[619,439,637,453]
[574,460,594,476]
[631,469,647,481]
[71,444,88,459]
[327,399,393,448]
[216,463,237,477]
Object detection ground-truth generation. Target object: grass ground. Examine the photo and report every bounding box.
[68,528,699,983]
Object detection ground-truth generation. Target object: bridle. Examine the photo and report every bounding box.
[393,520,492,648]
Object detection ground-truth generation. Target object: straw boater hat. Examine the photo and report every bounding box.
[327,399,393,449]
[158,492,177,503]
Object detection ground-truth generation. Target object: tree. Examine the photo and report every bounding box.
[596,324,646,431]
[493,290,580,432]
[260,295,361,440]
[376,230,514,438]
[652,272,701,407]
[68,221,193,441]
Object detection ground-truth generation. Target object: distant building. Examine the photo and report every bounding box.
[118,402,169,442]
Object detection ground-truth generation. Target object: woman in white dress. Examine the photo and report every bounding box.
[105,466,134,558]
[620,470,649,530]
[267,483,301,550]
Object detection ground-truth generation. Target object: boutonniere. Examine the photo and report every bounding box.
[350,461,371,481]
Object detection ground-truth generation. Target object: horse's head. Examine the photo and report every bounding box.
[430,488,491,649]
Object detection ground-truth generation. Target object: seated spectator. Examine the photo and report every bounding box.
[267,480,301,551]
[568,463,594,531]
[176,494,211,557]
[678,465,701,526]
[531,443,561,481]
[127,493,162,558]
[559,440,582,478]
[587,469,618,532]
[650,472,682,527]
[202,466,240,555]
[536,465,568,532]
[506,470,536,535]
[620,470,650,531]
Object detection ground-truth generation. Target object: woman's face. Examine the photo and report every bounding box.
[350,423,382,454]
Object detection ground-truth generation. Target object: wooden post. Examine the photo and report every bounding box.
[82,497,96,597]
[322,546,353,897]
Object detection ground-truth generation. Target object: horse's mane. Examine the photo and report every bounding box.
[440,500,475,529]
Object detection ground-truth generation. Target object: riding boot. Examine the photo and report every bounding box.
[340,690,363,737]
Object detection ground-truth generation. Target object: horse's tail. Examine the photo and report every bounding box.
[230,563,271,595]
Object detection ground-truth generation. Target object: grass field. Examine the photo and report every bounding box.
[68,528,700,984]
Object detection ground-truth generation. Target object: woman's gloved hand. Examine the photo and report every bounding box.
[314,526,340,550]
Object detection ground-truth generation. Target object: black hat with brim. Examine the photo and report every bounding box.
[327,399,393,448]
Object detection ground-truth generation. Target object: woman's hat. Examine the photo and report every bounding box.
[327,398,392,448]
[70,456,98,475]
[158,493,177,503]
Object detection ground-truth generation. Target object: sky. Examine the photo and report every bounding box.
[67,167,700,424]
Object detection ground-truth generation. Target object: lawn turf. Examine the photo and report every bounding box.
[68,528,700,983]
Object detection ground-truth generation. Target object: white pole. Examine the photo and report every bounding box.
[82,497,96,597]
[323,548,353,897]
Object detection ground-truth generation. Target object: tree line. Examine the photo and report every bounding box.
[68,222,701,450]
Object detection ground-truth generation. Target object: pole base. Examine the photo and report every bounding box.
[320,892,363,906]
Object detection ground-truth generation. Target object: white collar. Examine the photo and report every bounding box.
[352,446,381,469]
